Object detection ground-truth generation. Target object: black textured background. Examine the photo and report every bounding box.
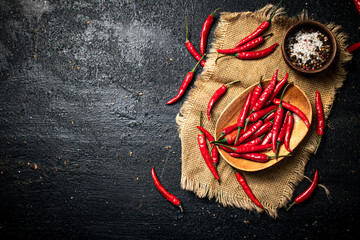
[0,0,359,239]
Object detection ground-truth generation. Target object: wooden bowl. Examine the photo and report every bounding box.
[281,20,337,74]
[215,80,312,172]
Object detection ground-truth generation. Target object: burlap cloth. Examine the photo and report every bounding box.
[176,5,352,218]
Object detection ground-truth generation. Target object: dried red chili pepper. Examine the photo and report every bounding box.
[215,142,272,154]
[185,18,205,67]
[217,33,273,55]
[151,166,184,212]
[347,42,360,53]
[271,83,290,155]
[233,169,263,208]
[207,80,242,120]
[234,92,253,143]
[284,112,294,152]
[265,72,289,106]
[272,98,310,129]
[200,8,221,56]
[166,54,206,105]
[249,77,263,111]
[287,170,319,211]
[229,152,289,162]
[196,125,219,166]
[235,120,263,146]
[353,0,360,14]
[275,111,289,158]
[314,90,324,154]
[234,0,282,48]
[252,69,278,112]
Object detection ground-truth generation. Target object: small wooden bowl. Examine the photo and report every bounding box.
[215,80,312,172]
[281,20,337,74]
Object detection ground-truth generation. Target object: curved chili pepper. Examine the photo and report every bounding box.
[261,131,272,145]
[198,133,220,181]
[314,90,324,154]
[347,42,360,53]
[215,142,272,154]
[244,105,277,130]
[151,166,184,212]
[234,92,253,143]
[241,135,265,147]
[229,152,289,162]
[166,54,206,105]
[265,72,289,106]
[233,169,263,208]
[284,112,294,152]
[207,79,242,120]
[272,98,310,129]
[217,122,239,141]
[197,125,219,166]
[200,8,221,56]
[218,145,235,153]
[287,170,319,211]
[234,0,282,48]
[217,33,273,55]
[264,111,275,123]
[249,77,263,111]
[275,111,289,157]
[235,120,263,146]
[234,43,279,60]
[185,18,205,67]
[252,69,278,112]
[214,122,255,145]
[272,83,290,155]
[246,121,273,142]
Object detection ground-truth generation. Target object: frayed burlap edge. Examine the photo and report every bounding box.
[176,5,352,218]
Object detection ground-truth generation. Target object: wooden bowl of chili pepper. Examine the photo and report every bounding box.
[281,20,337,74]
[215,79,312,172]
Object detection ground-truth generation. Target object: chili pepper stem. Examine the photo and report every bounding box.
[275,142,280,159]
[211,138,227,144]
[234,126,242,144]
[267,0,283,22]
[191,54,206,73]
[210,8,221,17]
[185,18,190,42]
[286,201,296,211]
[314,135,322,154]
[262,33,274,40]
[178,203,184,212]
[214,142,236,151]
[215,54,234,64]
[225,79,242,88]
[243,119,249,132]
[216,133,225,141]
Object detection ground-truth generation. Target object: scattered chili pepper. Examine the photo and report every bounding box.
[200,8,221,56]
[217,34,273,55]
[275,111,289,157]
[249,77,263,111]
[196,125,219,166]
[207,79,242,120]
[229,152,289,162]
[314,90,324,154]
[235,120,263,145]
[353,0,360,14]
[234,92,253,143]
[261,131,272,145]
[215,142,272,154]
[166,54,206,105]
[185,18,205,67]
[271,83,290,155]
[347,42,360,53]
[252,69,278,112]
[284,112,294,152]
[272,98,310,129]
[217,43,279,62]
[287,170,319,211]
[233,168,263,208]
[234,0,282,48]
[151,166,184,212]
[265,72,289,106]
[197,113,220,181]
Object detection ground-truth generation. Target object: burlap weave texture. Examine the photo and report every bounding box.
[176,5,352,218]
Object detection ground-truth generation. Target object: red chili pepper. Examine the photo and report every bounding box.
[234,92,253,143]
[200,8,221,56]
[185,18,205,67]
[287,170,319,211]
[271,83,290,155]
[215,142,272,154]
[151,166,184,212]
[235,120,263,146]
[166,54,206,105]
[264,111,275,123]
[252,69,278,112]
[217,33,273,55]
[272,98,310,129]
[347,42,360,53]
[314,90,324,154]
[275,111,289,157]
[234,43,279,60]
[249,77,263,110]
[241,135,265,147]
[265,72,289,106]
[207,80,242,120]
[246,121,273,142]
[218,145,235,153]
[234,0,282,48]
[244,105,277,130]
[229,152,289,162]
[197,125,219,166]
[284,112,294,152]
[353,0,360,14]
[261,131,272,145]
[198,132,220,181]
[233,169,263,208]
[217,122,239,141]
[214,122,255,145]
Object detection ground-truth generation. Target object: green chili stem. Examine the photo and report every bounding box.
[210,8,221,17]
[267,0,283,22]
[191,54,206,73]
[225,80,242,88]
[185,18,189,42]
[314,135,322,154]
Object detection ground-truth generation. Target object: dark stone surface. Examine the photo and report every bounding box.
[0,0,359,239]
